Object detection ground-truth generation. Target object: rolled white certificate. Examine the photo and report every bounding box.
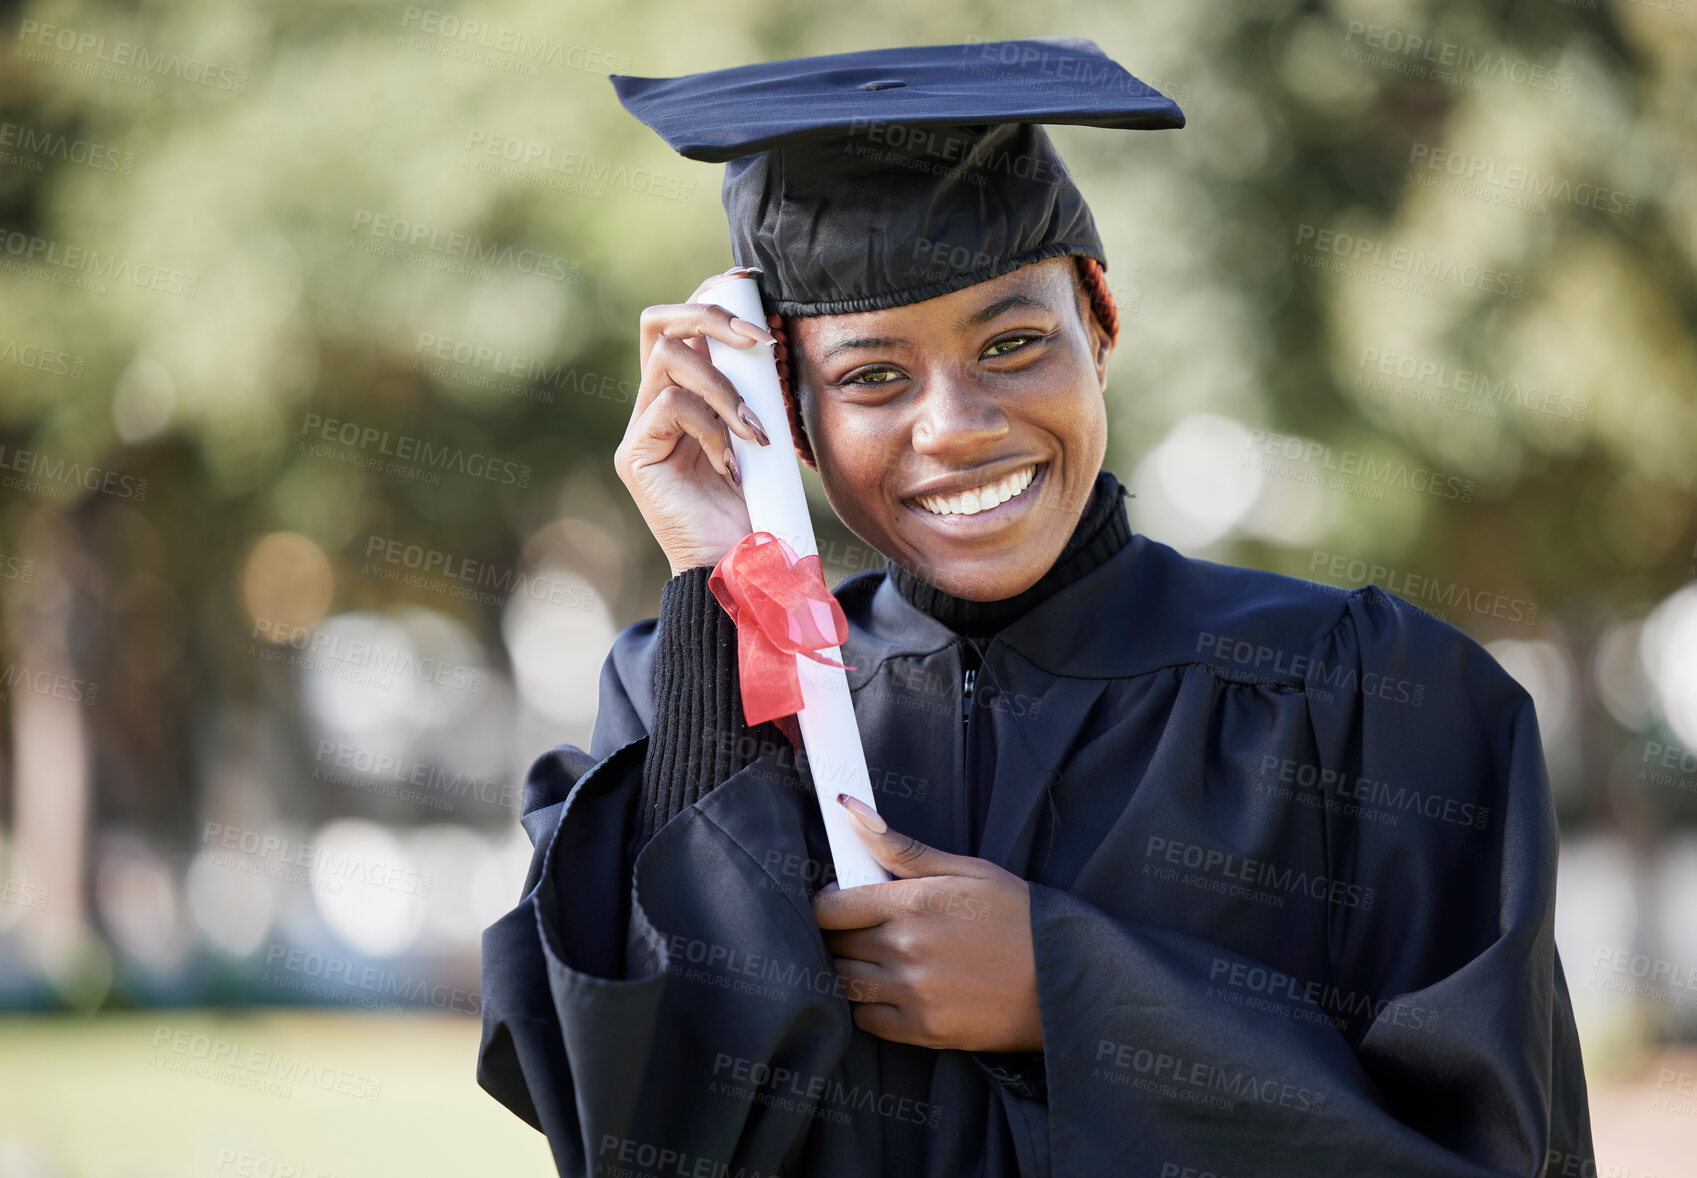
[700,273,891,890]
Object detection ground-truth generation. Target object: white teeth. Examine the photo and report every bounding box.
[916,465,1037,516]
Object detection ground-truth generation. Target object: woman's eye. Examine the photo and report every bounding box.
[981,332,1044,358]
[844,367,904,386]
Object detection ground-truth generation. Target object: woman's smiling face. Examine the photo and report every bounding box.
[791,256,1115,602]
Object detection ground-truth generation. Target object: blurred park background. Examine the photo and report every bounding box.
[0,0,1694,1173]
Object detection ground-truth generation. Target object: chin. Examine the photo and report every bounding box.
[898,542,1056,601]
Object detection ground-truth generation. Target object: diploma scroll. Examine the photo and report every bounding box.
[700,274,892,891]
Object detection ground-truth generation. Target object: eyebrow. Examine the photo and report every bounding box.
[818,292,1056,362]
[822,336,901,361]
[955,292,1052,332]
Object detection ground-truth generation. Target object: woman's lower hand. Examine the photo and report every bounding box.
[811,794,1044,1054]
[615,266,776,577]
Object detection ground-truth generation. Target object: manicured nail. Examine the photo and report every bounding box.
[726,451,740,486]
[837,792,886,834]
[738,404,770,446]
[730,317,776,345]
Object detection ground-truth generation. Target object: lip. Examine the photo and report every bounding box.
[901,462,1050,532]
[902,460,1046,505]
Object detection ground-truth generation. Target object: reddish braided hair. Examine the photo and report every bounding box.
[1075,255,1120,346]
[769,254,1119,470]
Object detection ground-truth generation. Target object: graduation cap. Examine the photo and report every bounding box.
[609,38,1185,318]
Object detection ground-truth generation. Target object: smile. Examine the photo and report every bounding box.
[911,463,1041,517]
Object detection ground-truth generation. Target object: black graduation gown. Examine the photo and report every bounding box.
[477,531,1593,1177]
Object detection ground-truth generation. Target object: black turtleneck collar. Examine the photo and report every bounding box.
[884,469,1131,638]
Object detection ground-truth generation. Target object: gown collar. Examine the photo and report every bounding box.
[842,504,1356,686]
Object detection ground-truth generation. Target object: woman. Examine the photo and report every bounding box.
[478,39,1593,1178]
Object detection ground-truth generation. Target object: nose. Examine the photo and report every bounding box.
[910,371,1009,457]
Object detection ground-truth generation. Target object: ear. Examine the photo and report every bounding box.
[1090,306,1115,393]
[794,371,820,472]
[1069,260,1116,393]
[1079,286,1115,393]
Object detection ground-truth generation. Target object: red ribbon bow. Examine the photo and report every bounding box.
[709,532,857,744]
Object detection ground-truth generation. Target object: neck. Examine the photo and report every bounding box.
[884,469,1130,638]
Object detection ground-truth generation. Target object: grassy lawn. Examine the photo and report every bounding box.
[0,1010,554,1177]
[2,1010,1689,1176]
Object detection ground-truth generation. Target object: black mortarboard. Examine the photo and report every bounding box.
[610,38,1184,317]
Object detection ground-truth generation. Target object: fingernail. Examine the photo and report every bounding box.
[738,404,771,446]
[731,317,776,345]
[837,792,886,834]
[726,451,740,487]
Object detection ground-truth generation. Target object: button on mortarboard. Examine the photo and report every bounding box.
[611,38,1184,317]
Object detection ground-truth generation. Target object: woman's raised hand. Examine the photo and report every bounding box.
[615,267,777,576]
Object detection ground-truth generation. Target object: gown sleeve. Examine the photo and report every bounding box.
[475,568,843,1177]
[1029,586,1593,1177]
